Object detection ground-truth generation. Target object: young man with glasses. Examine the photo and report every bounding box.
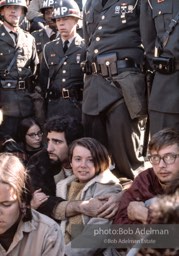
[114,127,179,224]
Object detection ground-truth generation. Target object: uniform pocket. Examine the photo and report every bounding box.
[70,64,83,79]
[115,71,147,119]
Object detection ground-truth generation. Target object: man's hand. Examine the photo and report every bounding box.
[97,192,124,219]
[79,198,104,217]
[127,201,148,223]
[31,188,49,209]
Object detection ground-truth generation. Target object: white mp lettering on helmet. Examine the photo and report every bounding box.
[7,0,17,3]
[53,6,68,16]
[42,0,54,8]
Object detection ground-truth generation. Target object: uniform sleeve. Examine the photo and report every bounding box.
[30,36,39,76]
[42,222,64,256]
[140,0,156,69]
[82,0,91,45]
[39,44,50,96]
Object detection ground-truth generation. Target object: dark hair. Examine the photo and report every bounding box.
[69,137,111,173]
[136,190,179,256]
[149,128,179,153]
[18,117,42,144]
[150,191,179,224]
[44,115,83,145]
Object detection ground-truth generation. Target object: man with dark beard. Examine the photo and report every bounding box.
[28,115,122,222]
[27,115,83,219]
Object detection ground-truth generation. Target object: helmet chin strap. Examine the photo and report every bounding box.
[3,16,19,28]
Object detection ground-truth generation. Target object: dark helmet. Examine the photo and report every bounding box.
[0,0,28,12]
[40,0,54,14]
[52,0,81,20]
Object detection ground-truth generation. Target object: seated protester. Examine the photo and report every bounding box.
[28,115,84,218]
[18,117,44,164]
[0,135,27,164]
[55,137,122,255]
[134,191,179,256]
[114,128,179,224]
[0,153,64,256]
[29,115,122,223]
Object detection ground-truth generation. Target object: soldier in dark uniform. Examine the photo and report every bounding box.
[32,0,59,62]
[82,0,146,180]
[0,0,39,141]
[40,0,86,122]
[140,0,179,135]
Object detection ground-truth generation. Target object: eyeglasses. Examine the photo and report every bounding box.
[148,153,179,165]
[26,131,43,139]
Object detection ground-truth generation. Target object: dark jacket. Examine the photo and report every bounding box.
[32,28,50,61]
[40,33,86,119]
[114,168,164,224]
[0,25,39,117]
[140,0,179,113]
[40,34,85,95]
[27,148,64,219]
[82,0,144,115]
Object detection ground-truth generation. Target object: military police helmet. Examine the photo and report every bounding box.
[52,0,81,20]
[0,0,28,12]
[40,0,54,13]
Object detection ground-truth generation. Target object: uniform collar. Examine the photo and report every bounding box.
[61,35,76,47]
[3,24,19,34]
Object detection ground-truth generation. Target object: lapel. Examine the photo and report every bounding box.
[47,38,64,58]
[0,25,15,47]
[103,0,119,10]
[93,0,118,12]
[48,34,83,60]
[92,0,103,12]
[65,34,83,56]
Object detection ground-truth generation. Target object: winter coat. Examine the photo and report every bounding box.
[56,168,122,256]
[0,209,64,256]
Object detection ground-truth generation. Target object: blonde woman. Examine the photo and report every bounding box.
[0,153,64,256]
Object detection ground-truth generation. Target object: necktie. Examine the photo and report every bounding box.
[10,31,18,44]
[63,40,69,53]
